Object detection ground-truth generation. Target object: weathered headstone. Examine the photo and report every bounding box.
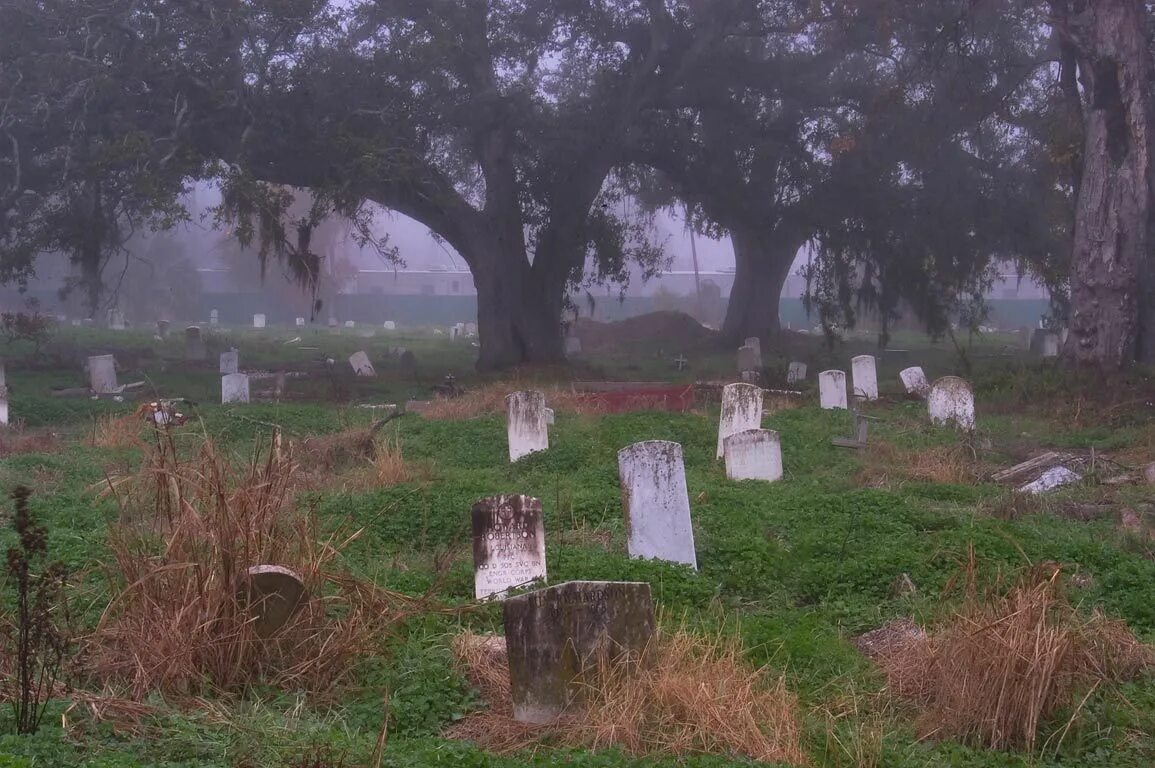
[900,366,930,397]
[927,376,975,431]
[744,337,762,360]
[787,362,807,385]
[723,429,783,483]
[544,407,555,426]
[349,351,376,377]
[219,349,239,375]
[465,322,478,337]
[327,316,338,330]
[88,355,118,394]
[253,314,266,329]
[221,373,250,404]
[241,565,305,638]
[107,309,125,330]
[344,320,356,329]
[185,326,206,361]
[209,309,219,326]
[851,355,879,401]
[618,441,696,569]
[472,495,547,601]
[507,391,549,462]
[156,320,170,338]
[504,580,655,723]
[1042,333,1059,358]
[737,345,759,374]
[716,383,764,459]
[383,320,397,331]
[818,370,848,410]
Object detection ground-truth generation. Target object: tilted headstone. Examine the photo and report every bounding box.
[618,441,696,569]
[241,565,305,638]
[504,581,655,724]
[349,351,376,377]
[472,495,547,601]
[219,349,239,375]
[787,362,807,385]
[209,309,219,326]
[737,345,760,374]
[185,326,206,361]
[383,320,397,331]
[927,376,976,431]
[851,355,879,401]
[221,373,250,404]
[253,314,266,329]
[723,429,783,482]
[716,383,763,459]
[900,366,930,397]
[88,355,118,394]
[818,370,848,410]
[506,391,549,461]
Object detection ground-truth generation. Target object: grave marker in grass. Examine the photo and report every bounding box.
[472,495,547,601]
[618,440,696,569]
[506,391,549,462]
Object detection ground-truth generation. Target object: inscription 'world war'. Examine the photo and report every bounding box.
[472,495,547,600]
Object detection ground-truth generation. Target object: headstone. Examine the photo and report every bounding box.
[787,362,807,385]
[927,376,976,431]
[219,349,239,375]
[851,355,879,401]
[744,337,762,359]
[221,373,250,404]
[472,495,547,601]
[107,309,125,330]
[344,320,356,328]
[819,370,848,410]
[723,429,783,483]
[465,322,478,337]
[209,309,219,326]
[507,391,549,462]
[504,581,655,724]
[241,565,305,638]
[716,383,763,459]
[544,407,555,426]
[564,336,582,355]
[900,366,930,397]
[349,351,376,377]
[383,320,397,331]
[185,326,205,361]
[737,345,759,374]
[1042,333,1059,358]
[295,317,306,327]
[156,320,170,338]
[253,314,266,329]
[328,316,338,331]
[618,441,696,569]
[88,355,118,394]
[674,354,688,371]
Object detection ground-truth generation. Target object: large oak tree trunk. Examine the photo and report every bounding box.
[721,227,799,344]
[1065,0,1155,368]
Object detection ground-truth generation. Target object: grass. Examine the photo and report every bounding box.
[0,326,1154,767]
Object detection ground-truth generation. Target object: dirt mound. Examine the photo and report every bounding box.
[574,312,716,352]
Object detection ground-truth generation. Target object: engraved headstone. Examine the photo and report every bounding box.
[349,350,376,377]
[737,345,759,374]
[507,391,549,461]
[241,565,305,638]
[253,314,266,329]
[716,383,763,459]
[723,429,783,482]
[472,495,547,600]
[618,441,696,568]
[219,349,239,375]
[504,580,655,723]
[787,362,807,385]
[900,366,930,397]
[818,370,848,410]
[851,355,879,401]
[927,376,976,431]
[88,355,118,394]
[185,326,206,361]
[221,373,250,404]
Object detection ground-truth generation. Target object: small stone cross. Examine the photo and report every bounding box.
[674,354,688,372]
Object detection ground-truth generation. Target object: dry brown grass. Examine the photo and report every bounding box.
[856,441,984,488]
[421,381,604,420]
[872,551,1151,753]
[449,628,808,765]
[91,414,145,449]
[90,432,429,701]
[0,425,61,458]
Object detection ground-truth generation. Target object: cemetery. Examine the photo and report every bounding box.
[0,320,1153,768]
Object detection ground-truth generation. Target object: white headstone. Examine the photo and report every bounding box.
[737,345,760,373]
[1042,333,1059,358]
[349,351,376,377]
[851,355,879,401]
[209,309,219,326]
[723,429,783,483]
[219,349,239,375]
[617,441,696,569]
[221,373,250,404]
[507,391,549,462]
[716,383,763,459]
[383,320,397,330]
[88,355,118,394]
[344,320,355,328]
[900,366,930,397]
[472,495,547,601]
[818,370,848,410]
[295,317,306,327]
[927,376,976,431]
[328,316,338,329]
[253,314,266,329]
[787,362,808,385]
